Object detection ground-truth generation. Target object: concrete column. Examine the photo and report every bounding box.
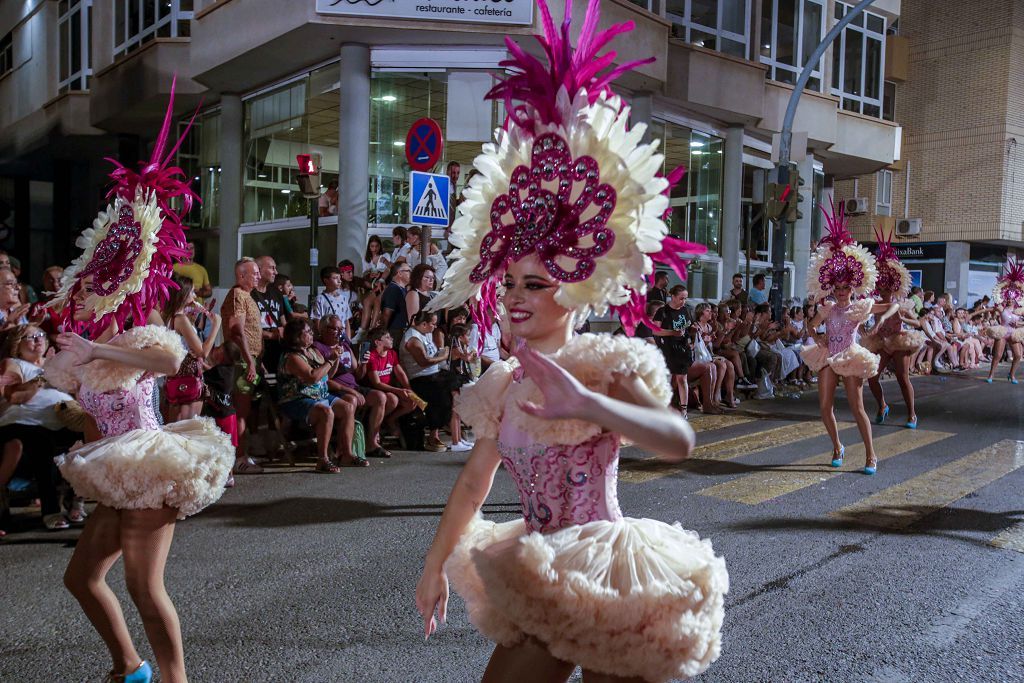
[338,44,371,267]
[792,154,815,300]
[721,125,744,290]
[218,94,244,286]
[630,92,653,144]
[944,241,971,307]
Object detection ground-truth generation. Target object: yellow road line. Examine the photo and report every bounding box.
[698,428,953,505]
[686,414,755,432]
[830,440,1024,529]
[991,523,1024,553]
[620,421,851,484]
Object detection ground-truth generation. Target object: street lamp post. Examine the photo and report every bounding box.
[770,0,879,320]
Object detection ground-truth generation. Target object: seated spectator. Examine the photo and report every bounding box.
[315,315,394,458]
[0,268,29,330]
[400,311,453,452]
[277,319,366,471]
[692,302,736,409]
[0,324,82,531]
[390,226,413,265]
[160,275,223,422]
[444,323,476,452]
[40,266,63,302]
[405,264,437,322]
[363,235,391,278]
[748,273,769,305]
[361,327,418,435]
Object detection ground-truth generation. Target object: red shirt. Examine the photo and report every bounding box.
[368,349,398,385]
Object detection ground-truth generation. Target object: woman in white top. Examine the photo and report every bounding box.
[0,324,81,531]
[401,310,452,452]
[362,235,391,278]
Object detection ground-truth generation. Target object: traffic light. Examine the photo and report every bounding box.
[785,162,805,223]
[295,153,322,199]
[765,181,792,222]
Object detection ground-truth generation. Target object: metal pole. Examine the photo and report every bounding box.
[308,199,319,312]
[772,0,878,319]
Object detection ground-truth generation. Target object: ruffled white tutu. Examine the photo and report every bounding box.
[884,330,926,353]
[800,342,878,379]
[446,515,728,682]
[56,417,233,519]
[984,325,1009,340]
[860,333,884,354]
[1012,327,1024,344]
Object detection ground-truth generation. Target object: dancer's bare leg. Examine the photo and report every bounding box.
[843,376,876,468]
[894,352,917,423]
[121,507,186,683]
[63,505,141,677]
[818,367,841,454]
[1010,342,1023,380]
[867,350,892,416]
[482,640,575,683]
[0,439,22,487]
[987,339,1007,381]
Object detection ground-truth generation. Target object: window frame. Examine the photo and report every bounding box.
[58,0,93,93]
[0,30,13,78]
[113,0,193,59]
[875,169,892,216]
[759,0,827,91]
[666,0,751,59]
[830,1,886,118]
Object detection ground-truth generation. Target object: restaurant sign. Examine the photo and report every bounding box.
[316,0,535,25]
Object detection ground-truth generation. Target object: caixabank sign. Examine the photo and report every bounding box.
[316,0,535,25]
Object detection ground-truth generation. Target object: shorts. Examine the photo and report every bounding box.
[279,395,340,425]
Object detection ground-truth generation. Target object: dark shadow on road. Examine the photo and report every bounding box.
[620,458,839,478]
[200,497,522,528]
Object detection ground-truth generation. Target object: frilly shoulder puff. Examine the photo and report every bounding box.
[457,334,672,446]
[845,298,875,324]
[48,325,186,394]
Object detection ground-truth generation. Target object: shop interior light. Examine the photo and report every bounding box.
[692,150,704,155]
[374,95,397,102]
[281,189,291,194]
[690,141,704,147]
[393,141,406,147]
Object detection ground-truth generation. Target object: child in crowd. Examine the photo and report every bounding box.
[361,327,418,435]
[445,323,476,452]
[274,273,308,319]
[311,265,354,337]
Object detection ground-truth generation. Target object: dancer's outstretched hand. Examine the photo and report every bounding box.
[55,331,96,365]
[514,345,594,422]
[415,568,449,640]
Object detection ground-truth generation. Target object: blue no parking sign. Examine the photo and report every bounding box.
[409,171,450,227]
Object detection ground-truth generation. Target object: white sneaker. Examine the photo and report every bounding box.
[449,441,473,452]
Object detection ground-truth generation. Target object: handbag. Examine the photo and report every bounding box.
[745,338,762,359]
[694,336,714,364]
[166,375,204,405]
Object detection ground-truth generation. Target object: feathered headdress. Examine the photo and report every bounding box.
[806,197,877,300]
[51,78,195,335]
[872,227,911,298]
[429,0,706,333]
[993,257,1024,308]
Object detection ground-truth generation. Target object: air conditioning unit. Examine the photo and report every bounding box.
[896,218,923,236]
[844,197,869,215]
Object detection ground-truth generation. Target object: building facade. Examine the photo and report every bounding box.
[837,0,1024,308]
[1,0,904,302]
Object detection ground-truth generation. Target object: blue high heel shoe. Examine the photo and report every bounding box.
[875,405,890,425]
[985,378,994,384]
[1009,374,1019,385]
[831,446,845,468]
[110,661,152,683]
[905,418,918,429]
[863,462,877,475]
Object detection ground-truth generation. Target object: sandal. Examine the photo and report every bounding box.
[68,498,88,524]
[314,460,341,474]
[366,446,392,459]
[44,514,70,531]
[339,457,370,468]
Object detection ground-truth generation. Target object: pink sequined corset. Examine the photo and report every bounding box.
[826,304,860,355]
[875,310,902,338]
[497,420,622,534]
[1001,309,1021,327]
[78,376,161,438]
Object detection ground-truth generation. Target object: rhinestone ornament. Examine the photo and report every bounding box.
[819,250,865,293]
[471,133,617,284]
[80,205,145,296]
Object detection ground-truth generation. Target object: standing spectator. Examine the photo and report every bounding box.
[311,265,354,337]
[318,180,339,217]
[404,226,425,268]
[381,262,413,337]
[748,274,769,305]
[221,257,265,474]
[909,286,924,314]
[647,271,669,304]
[363,235,391,278]
[404,264,437,321]
[8,258,37,304]
[390,226,413,264]
[274,273,306,319]
[654,285,713,415]
[41,266,63,301]
[726,273,748,305]
[252,256,289,374]
[400,311,453,452]
[161,275,222,422]
[0,268,29,330]
[172,242,213,302]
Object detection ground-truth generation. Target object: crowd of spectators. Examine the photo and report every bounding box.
[0,238,1016,533]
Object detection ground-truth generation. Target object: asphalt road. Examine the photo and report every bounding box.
[2,370,1023,683]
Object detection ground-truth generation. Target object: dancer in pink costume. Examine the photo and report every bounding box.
[863,229,926,429]
[414,2,727,681]
[801,202,898,475]
[983,257,1024,384]
[45,82,234,683]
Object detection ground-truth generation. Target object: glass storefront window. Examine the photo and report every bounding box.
[175,110,222,284]
[241,226,337,289]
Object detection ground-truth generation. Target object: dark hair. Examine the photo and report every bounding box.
[789,306,801,318]
[338,259,355,271]
[392,226,408,241]
[449,323,470,339]
[412,310,437,326]
[732,273,743,280]
[365,235,384,262]
[161,274,194,322]
[410,264,436,291]
[446,160,461,171]
[408,226,422,237]
[694,302,714,319]
[753,274,766,285]
[368,327,391,344]
[320,266,340,282]
[923,290,935,302]
[448,306,470,322]
[283,319,313,351]
[645,300,665,316]
[274,273,291,286]
[754,303,771,316]
[654,270,669,282]
[669,284,687,296]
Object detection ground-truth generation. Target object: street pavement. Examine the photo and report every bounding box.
[1,370,1023,682]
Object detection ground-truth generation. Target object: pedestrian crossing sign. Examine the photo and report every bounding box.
[409,171,451,227]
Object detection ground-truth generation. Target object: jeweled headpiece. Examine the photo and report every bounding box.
[51,79,195,335]
[807,198,877,299]
[872,227,911,298]
[429,0,706,331]
[993,257,1024,308]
